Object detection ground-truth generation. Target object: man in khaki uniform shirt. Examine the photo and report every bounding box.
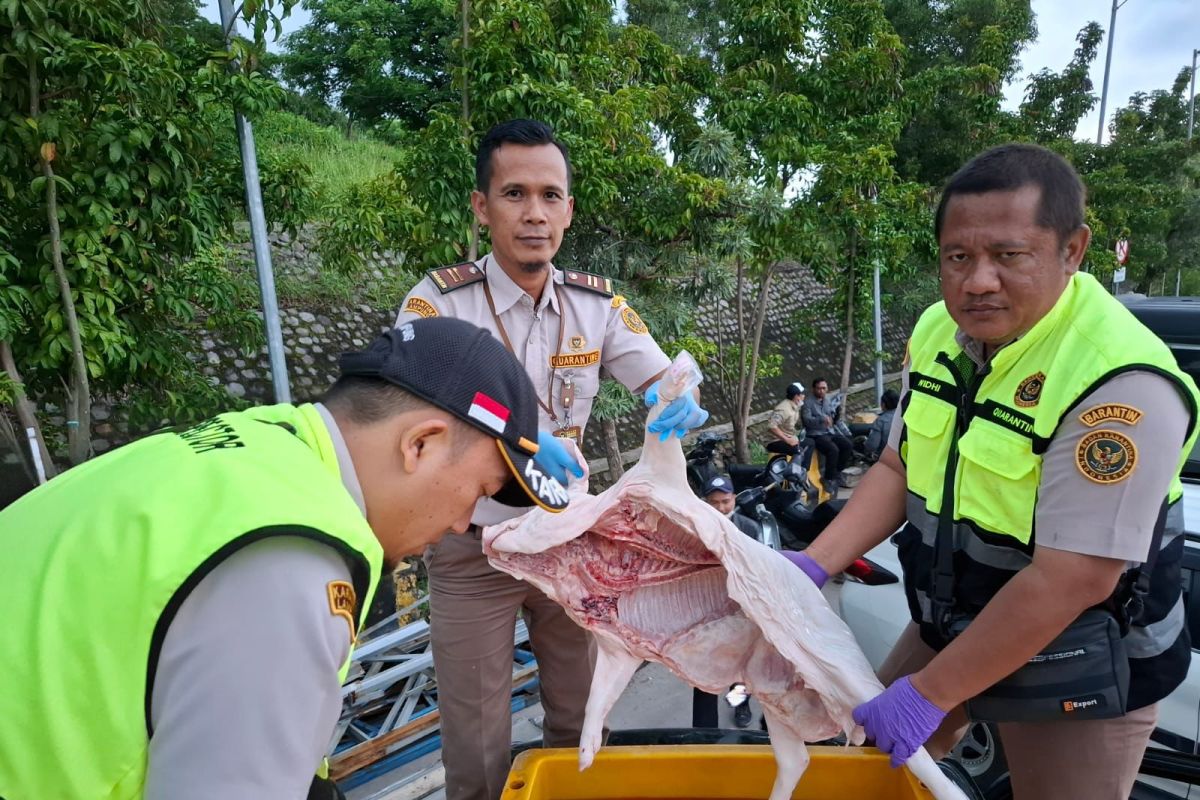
[795,144,1196,798]
[765,381,807,457]
[395,120,705,800]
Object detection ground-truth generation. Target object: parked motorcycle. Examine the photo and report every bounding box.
[685,432,897,586]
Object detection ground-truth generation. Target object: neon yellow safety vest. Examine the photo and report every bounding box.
[898,271,1198,709]
[0,403,382,800]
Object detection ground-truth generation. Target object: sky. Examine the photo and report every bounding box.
[200,0,1200,144]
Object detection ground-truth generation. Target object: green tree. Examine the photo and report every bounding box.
[684,0,912,458]
[280,0,457,134]
[886,0,1036,186]
[0,0,306,469]
[1017,22,1102,141]
[1080,76,1200,294]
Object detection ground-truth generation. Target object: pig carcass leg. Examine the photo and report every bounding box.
[759,705,811,800]
[578,638,643,771]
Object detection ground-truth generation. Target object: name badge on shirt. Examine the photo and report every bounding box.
[549,350,600,369]
[554,426,582,445]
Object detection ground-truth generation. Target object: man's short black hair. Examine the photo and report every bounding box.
[475,119,573,194]
[321,376,471,437]
[934,143,1086,246]
[812,377,828,388]
[881,388,900,411]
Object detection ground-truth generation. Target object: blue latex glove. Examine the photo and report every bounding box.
[781,551,829,589]
[534,431,585,485]
[645,381,709,442]
[852,676,947,768]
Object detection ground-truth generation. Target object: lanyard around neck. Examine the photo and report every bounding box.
[481,269,567,422]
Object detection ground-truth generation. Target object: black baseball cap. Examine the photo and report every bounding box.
[338,318,568,512]
[702,474,735,496]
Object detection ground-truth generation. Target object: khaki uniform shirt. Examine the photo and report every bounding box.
[768,398,800,438]
[888,331,1190,563]
[396,253,670,526]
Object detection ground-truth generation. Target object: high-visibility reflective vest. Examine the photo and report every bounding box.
[0,403,382,799]
[898,272,1199,710]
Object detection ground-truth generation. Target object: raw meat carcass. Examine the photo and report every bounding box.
[484,353,967,800]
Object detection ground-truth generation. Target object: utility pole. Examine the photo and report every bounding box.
[1182,48,1197,296]
[867,185,884,407]
[1188,47,1198,141]
[1097,0,1132,145]
[217,0,291,403]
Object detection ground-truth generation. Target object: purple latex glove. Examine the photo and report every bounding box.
[852,676,947,768]
[781,551,829,589]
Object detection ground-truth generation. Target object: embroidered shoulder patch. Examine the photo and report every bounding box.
[1014,372,1046,408]
[1079,403,1143,427]
[403,297,438,319]
[327,580,357,638]
[427,262,484,294]
[563,269,614,296]
[621,305,648,335]
[1076,429,1137,484]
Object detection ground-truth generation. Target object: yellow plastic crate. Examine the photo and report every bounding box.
[501,745,937,800]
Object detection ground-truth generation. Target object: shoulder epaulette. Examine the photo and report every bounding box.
[561,269,615,297]
[427,262,485,294]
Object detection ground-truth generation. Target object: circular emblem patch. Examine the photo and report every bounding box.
[1014,372,1046,408]
[621,306,648,335]
[1076,429,1137,484]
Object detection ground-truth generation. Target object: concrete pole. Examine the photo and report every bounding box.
[872,260,884,407]
[217,0,292,403]
[1188,48,1198,140]
[1097,0,1121,145]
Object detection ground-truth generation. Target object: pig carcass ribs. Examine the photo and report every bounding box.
[484,356,966,800]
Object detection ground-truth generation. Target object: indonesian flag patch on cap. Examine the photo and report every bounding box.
[468,391,510,434]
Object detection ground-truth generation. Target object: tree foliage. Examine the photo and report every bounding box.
[887,0,1036,186]
[0,0,306,467]
[280,0,457,133]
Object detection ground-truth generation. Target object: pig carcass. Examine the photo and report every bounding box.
[483,355,967,800]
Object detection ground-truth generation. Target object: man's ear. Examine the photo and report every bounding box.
[1063,224,1091,274]
[399,418,451,474]
[470,189,490,228]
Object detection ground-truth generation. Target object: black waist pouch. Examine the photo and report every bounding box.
[950,609,1130,723]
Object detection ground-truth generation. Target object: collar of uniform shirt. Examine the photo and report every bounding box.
[953,328,1023,368]
[483,252,562,316]
[313,401,367,518]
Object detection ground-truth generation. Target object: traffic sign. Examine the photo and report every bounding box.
[1115,239,1130,264]
[1114,267,1127,284]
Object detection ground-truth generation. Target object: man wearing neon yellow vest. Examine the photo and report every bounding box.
[0,317,581,800]
[793,144,1198,798]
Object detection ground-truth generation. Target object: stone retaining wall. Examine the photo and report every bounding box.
[1,230,915,499]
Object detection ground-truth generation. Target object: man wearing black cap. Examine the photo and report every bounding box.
[700,474,760,540]
[0,318,571,800]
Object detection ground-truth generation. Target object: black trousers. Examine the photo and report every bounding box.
[812,434,852,479]
[765,439,816,469]
[692,686,719,728]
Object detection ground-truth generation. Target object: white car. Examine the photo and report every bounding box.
[839,296,1200,799]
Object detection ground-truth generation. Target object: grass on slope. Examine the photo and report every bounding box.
[254,111,406,200]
